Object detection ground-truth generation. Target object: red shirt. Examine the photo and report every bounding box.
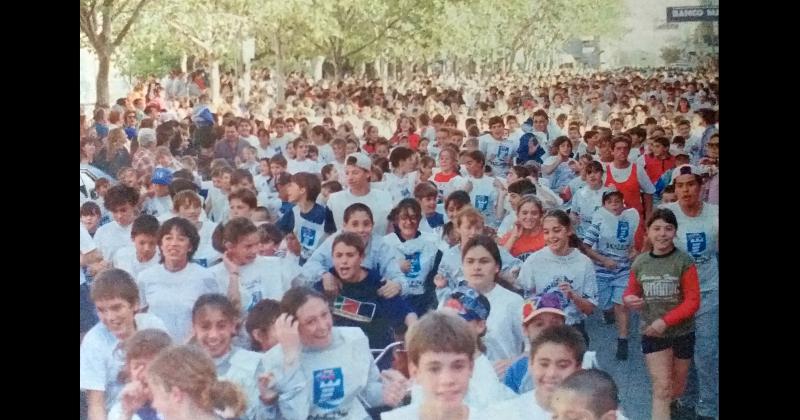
[643,153,676,184]
[499,230,546,259]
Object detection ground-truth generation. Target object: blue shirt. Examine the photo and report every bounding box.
[426,212,445,229]
[315,267,413,349]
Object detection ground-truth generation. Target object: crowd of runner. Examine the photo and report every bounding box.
[80,67,719,420]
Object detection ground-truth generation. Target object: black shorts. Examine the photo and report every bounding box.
[641,332,695,359]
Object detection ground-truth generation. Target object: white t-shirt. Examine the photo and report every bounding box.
[382,231,441,296]
[287,158,322,174]
[382,171,418,205]
[483,285,527,362]
[81,223,97,286]
[79,313,167,411]
[143,195,173,218]
[327,188,394,236]
[256,144,279,160]
[466,175,500,227]
[602,163,656,194]
[112,246,160,278]
[517,247,599,325]
[253,173,274,194]
[210,256,288,314]
[206,187,230,223]
[137,263,220,341]
[94,221,133,261]
[572,186,611,239]
[271,134,295,154]
[193,220,221,268]
[316,143,336,165]
[479,135,517,178]
[491,391,550,420]
[382,404,487,420]
[661,202,719,292]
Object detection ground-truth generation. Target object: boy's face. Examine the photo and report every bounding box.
[259,133,271,147]
[231,178,253,194]
[524,313,565,341]
[418,196,437,215]
[153,184,170,197]
[661,191,678,204]
[551,389,608,420]
[346,166,370,190]
[333,143,345,159]
[81,213,100,231]
[463,156,484,177]
[253,325,279,352]
[490,123,505,139]
[345,142,358,155]
[376,144,389,159]
[111,203,137,226]
[94,297,139,340]
[420,164,433,180]
[332,243,364,282]
[259,160,270,176]
[133,233,158,262]
[286,181,305,203]
[242,148,255,162]
[97,185,109,197]
[259,240,278,257]
[651,142,666,157]
[294,141,308,159]
[273,123,286,137]
[277,184,290,201]
[531,342,581,404]
[239,123,251,137]
[344,211,374,244]
[457,219,484,244]
[409,351,474,408]
[270,163,285,178]
[178,203,201,224]
[229,198,253,219]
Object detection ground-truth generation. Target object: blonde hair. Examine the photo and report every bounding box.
[406,311,477,366]
[454,206,483,229]
[147,345,246,416]
[105,128,127,158]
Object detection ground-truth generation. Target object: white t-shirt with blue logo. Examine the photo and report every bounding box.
[276,203,336,262]
[467,175,500,227]
[583,207,640,286]
[383,231,441,296]
[571,186,611,239]
[382,171,418,205]
[210,256,288,315]
[479,135,517,178]
[661,202,719,292]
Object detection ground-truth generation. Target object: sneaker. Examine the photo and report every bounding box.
[616,338,628,360]
[603,310,615,324]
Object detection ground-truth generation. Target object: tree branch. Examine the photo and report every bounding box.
[111,0,132,21]
[166,20,213,54]
[112,0,150,47]
[342,16,403,59]
[79,5,99,48]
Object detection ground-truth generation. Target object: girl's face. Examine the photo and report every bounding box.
[603,195,624,215]
[396,208,421,239]
[586,169,603,189]
[226,232,260,266]
[296,297,334,349]
[400,118,411,131]
[160,226,192,264]
[332,242,364,282]
[344,211,374,244]
[178,204,201,225]
[410,352,474,409]
[439,151,456,172]
[420,164,433,180]
[286,143,296,159]
[81,213,100,232]
[647,219,676,254]
[542,216,571,254]
[193,307,235,358]
[345,141,358,155]
[111,203,137,227]
[558,141,572,157]
[446,201,465,221]
[462,244,500,291]
[333,143,346,159]
[517,202,542,231]
[531,342,580,404]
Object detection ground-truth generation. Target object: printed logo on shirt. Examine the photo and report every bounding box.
[332,296,376,323]
[686,232,707,257]
[517,252,534,262]
[246,290,262,312]
[616,220,630,241]
[641,274,680,300]
[497,145,510,160]
[313,367,345,410]
[404,251,423,290]
[475,195,490,212]
[192,258,208,268]
[301,226,317,248]
[401,188,411,198]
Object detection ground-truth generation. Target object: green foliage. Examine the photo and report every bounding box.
[660,46,682,65]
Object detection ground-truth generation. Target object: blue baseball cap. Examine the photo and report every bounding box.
[151,167,173,186]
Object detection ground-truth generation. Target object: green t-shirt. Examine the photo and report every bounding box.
[630,248,696,338]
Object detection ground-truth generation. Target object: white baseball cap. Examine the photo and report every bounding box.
[346,152,372,172]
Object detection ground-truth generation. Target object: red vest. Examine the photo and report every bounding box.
[605,163,644,214]
[643,153,676,184]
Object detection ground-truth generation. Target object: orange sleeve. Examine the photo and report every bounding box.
[623,270,643,298]
[662,264,701,327]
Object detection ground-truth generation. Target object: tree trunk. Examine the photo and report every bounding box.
[95,49,111,108]
[272,36,286,105]
[374,56,382,80]
[358,61,366,78]
[243,60,251,105]
[180,52,188,74]
[312,56,325,82]
[210,58,221,104]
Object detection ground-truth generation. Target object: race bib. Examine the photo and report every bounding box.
[616,220,630,241]
[301,226,317,248]
[475,195,490,212]
[686,232,707,257]
[313,368,345,410]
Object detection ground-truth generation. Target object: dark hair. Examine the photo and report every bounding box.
[173,169,194,181]
[332,231,366,256]
[558,369,619,417]
[389,198,422,224]
[212,217,258,253]
[462,234,502,272]
[81,201,102,217]
[228,188,258,209]
[91,268,139,305]
[389,147,415,168]
[245,299,282,351]
[322,180,343,194]
[104,184,140,211]
[542,209,583,249]
[601,190,624,205]
[530,325,586,364]
[662,184,675,194]
[508,179,537,196]
[414,181,438,199]
[321,164,336,181]
[169,178,200,198]
[465,150,486,165]
[627,127,646,140]
[131,214,160,238]
[269,154,288,167]
[291,172,322,202]
[646,208,678,229]
[257,223,283,245]
[192,293,239,324]
[585,160,604,174]
[444,190,471,211]
[157,217,201,261]
[612,135,632,149]
[275,172,292,187]
[510,165,530,179]
[231,169,254,186]
[652,136,670,148]
[280,286,327,318]
[343,203,373,224]
[488,116,504,127]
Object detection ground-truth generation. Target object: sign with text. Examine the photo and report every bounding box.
[666,6,719,22]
